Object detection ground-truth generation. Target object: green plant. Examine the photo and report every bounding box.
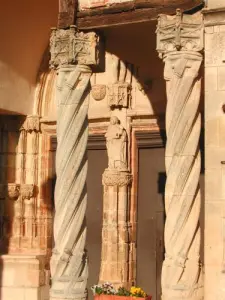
[117,287,130,296]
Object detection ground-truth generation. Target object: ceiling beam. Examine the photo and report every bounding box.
[58,0,77,28]
[76,0,203,29]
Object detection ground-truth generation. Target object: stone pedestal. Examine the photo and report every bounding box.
[0,255,49,300]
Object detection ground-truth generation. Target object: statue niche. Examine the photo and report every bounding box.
[105,116,127,170]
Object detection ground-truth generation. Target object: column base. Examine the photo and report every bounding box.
[0,254,50,300]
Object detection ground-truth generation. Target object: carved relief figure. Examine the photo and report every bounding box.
[105,116,127,170]
[108,55,131,108]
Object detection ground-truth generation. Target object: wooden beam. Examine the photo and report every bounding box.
[58,0,77,28]
[76,0,203,29]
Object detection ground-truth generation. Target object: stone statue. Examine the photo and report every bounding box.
[105,116,127,170]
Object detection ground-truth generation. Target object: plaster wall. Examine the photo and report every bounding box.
[0,0,58,115]
[206,0,225,9]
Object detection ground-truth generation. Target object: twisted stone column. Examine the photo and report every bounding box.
[157,11,204,300]
[49,26,100,300]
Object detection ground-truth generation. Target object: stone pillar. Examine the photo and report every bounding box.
[100,116,132,287]
[156,10,203,300]
[49,26,100,300]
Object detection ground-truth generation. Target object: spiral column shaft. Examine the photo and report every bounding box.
[50,65,92,300]
[49,25,100,300]
[161,52,203,300]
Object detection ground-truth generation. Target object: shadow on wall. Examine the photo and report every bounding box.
[0,0,58,115]
[101,19,205,288]
[102,21,167,118]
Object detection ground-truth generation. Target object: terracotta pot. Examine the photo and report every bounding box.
[94,295,152,300]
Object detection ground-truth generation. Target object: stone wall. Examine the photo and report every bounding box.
[204,7,225,300]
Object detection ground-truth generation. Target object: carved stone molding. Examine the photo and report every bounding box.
[156,9,203,57]
[91,84,106,101]
[102,169,132,187]
[108,83,131,108]
[50,25,100,68]
[6,184,20,200]
[21,115,40,132]
[20,184,34,200]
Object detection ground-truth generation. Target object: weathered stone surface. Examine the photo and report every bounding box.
[157,10,203,300]
[49,27,100,300]
[50,26,100,68]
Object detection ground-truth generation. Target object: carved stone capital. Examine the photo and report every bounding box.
[156,9,203,57]
[21,115,40,132]
[108,83,131,108]
[163,51,203,82]
[6,184,20,200]
[102,169,132,187]
[20,184,34,200]
[50,26,100,68]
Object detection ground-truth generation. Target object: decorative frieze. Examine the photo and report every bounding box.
[102,169,132,187]
[50,25,100,68]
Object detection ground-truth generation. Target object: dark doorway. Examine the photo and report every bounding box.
[51,135,107,300]
[136,132,166,300]
[135,129,205,300]
[86,137,107,300]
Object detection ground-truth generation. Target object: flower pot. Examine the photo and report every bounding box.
[94,295,152,300]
